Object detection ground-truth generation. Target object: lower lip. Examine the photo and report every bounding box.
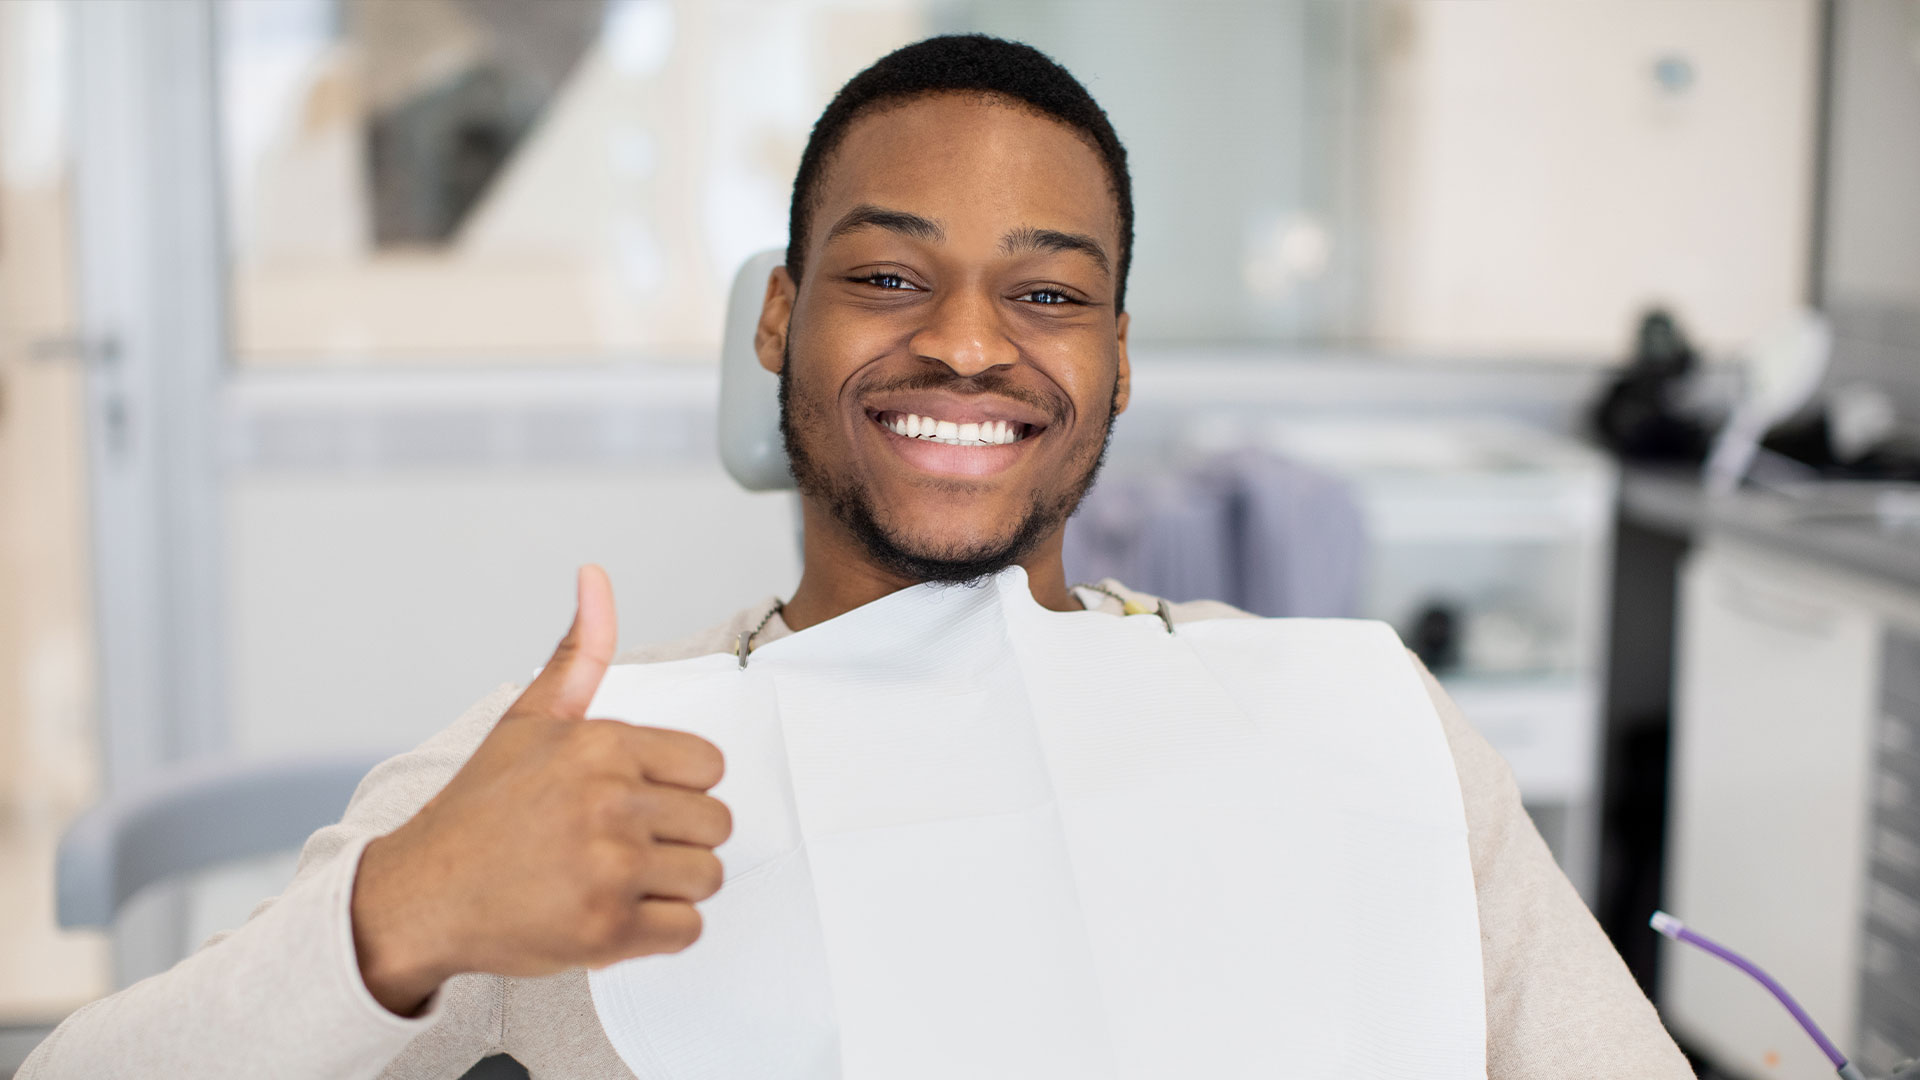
[870,416,1040,478]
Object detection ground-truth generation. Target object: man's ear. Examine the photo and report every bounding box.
[1112,310,1132,416]
[755,266,797,375]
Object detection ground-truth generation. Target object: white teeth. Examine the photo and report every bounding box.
[883,412,1028,446]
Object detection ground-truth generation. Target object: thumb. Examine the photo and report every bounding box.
[524,564,617,718]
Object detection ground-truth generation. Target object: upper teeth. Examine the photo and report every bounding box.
[884,413,1025,446]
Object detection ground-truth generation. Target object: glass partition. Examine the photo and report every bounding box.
[221,0,931,364]
[0,0,110,1026]
[220,0,1818,365]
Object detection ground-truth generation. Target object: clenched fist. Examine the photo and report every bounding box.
[351,566,732,1016]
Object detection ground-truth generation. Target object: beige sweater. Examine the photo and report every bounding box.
[22,585,1692,1079]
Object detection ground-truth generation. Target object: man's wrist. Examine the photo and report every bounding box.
[351,833,454,1017]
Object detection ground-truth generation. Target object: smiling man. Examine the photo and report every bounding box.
[769,70,1133,620]
[22,35,1691,1080]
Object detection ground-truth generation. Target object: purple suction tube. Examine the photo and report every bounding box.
[1651,910,1851,1072]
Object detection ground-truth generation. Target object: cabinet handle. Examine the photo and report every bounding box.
[1715,576,1842,638]
[26,334,119,368]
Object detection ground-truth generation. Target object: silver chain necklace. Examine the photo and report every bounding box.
[734,600,785,670]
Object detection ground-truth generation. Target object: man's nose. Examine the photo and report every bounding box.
[907,287,1018,376]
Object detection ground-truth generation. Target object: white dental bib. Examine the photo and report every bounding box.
[586,569,1484,1079]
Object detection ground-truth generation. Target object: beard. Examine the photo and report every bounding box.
[778,341,1117,585]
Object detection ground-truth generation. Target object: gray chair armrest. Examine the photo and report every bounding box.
[57,751,392,929]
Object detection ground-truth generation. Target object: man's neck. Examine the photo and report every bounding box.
[779,504,1081,631]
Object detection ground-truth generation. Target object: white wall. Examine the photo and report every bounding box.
[1819,0,1920,421]
[1371,0,1820,357]
[1824,0,1920,306]
[226,465,800,756]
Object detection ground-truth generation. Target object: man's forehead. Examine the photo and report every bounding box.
[811,94,1121,252]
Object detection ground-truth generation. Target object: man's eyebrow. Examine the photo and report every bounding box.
[1000,226,1111,277]
[823,204,945,246]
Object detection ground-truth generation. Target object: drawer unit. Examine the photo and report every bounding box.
[1663,542,1883,1080]
[1859,631,1920,1076]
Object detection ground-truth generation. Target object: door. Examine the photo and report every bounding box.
[0,0,109,1027]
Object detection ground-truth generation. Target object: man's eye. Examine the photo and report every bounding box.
[1019,289,1077,306]
[856,273,915,290]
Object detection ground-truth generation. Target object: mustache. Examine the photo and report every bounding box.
[857,370,1068,425]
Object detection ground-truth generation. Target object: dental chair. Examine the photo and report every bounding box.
[54,751,392,935]
[718,247,795,492]
[54,751,530,1079]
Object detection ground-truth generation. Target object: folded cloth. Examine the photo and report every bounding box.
[587,567,1482,1079]
[1063,451,1366,618]
[1227,449,1367,619]
[1063,467,1237,607]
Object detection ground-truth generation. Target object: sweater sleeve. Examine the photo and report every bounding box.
[1414,660,1693,1078]
[18,684,525,1080]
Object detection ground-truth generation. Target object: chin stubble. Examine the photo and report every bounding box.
[777,341,1116,586]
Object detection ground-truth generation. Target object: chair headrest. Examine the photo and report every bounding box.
[719,248,796,491]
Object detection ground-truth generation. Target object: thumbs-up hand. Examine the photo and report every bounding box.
[351,566,731,1016]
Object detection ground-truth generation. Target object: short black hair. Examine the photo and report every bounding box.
[786,34,1134,312]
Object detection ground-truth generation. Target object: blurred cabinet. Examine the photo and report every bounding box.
[1664,540,1886,1078]
[1863,631,1920,1073]
[1267,416,1616,898]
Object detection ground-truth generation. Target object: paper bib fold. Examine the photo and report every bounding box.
[587,569,1484,1079]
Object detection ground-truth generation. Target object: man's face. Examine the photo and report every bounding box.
[760,93,1130,583]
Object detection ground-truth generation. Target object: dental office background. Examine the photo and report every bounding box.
[2,0,1916,1077]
